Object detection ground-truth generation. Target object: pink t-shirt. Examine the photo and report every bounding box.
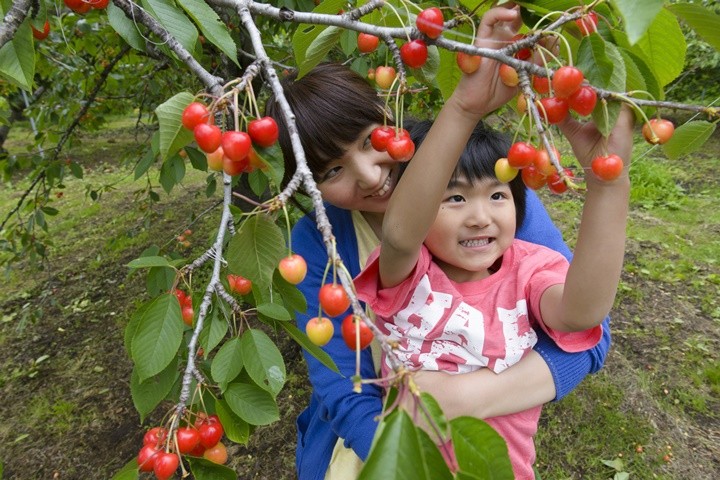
[355,239,602,479]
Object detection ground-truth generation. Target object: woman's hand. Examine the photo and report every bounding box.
[452,3,522,117]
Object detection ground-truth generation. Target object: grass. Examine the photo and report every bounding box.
[1,117,719,479]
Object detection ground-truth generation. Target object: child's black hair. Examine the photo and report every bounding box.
[407,119,527,228]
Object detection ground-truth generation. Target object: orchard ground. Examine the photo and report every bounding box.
[0,116,718,479]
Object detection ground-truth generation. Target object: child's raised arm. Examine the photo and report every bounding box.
[540,106,635,332]
[379,5,521,288]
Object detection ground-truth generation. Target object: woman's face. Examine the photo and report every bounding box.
[314,125,401,214]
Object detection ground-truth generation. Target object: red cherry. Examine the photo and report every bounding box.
[456,51,482,74]
[568,86,597,116]
[222,155,249,176]
[386,130,415,162]
[182,306,194,327]
[507,142,537,169]
[319,283,351,317]
[204,441,229,464]
[182,102,211,130]
[575,11,598,36]
[521,164,547,190]
[552,66,584,99]
[176,426,201,454]
[228,274,252,295]
[194,123,222,153]
[90,0,109,8]
[534,147,561,177]
[199,421,224,448]
[221,131,251,162]
[341,314,374,350]
[143,427,168,447]
[642,118,674,145]
[400,39,428,69]
[538,97,569,124]
[153,452,179,480]
[591,154,624,181]
[532,75,550,95]
[247,116,279,147]
[357,33,380,53]
[511,34,532,60]
[370,126,395,152]
[547,168,574,194]
[416,7,444,39]
[137,445,160,472]
[499,64,519,87]
[374,66,396,90]
[31,21,50,40]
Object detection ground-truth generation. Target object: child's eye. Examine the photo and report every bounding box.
[319,166,342,183]
[491,191,509,200]
[445,194,465,203]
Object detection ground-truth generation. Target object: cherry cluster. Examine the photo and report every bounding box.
[227,274,252,296]
[306,313,374,351]
[137,413,227,479]
[174,289,194,327]
[63,0,109,15]
[181,102,277,177]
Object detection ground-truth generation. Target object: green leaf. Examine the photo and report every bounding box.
[185,146,207,171]
[662,121,716,160]
[0,22,34,91]
[127,256,173,269]
[134,149,156,180]
[298,26,343,79]
[125,301,151,356]
[256,302,292,322]
[667,3,720,52]
[280,321,339,373]
[620,49,663,102]
[412,45,441,85]
[416,428,454,480]
[186,456,237,480]
[292,0,346,77]
[633,8,686,87]
[576,35,614,89]
[110,458,140,480]
[177,0,239,66]
[210,337,244,387]
[360,410,429,479]
[159,154,186,193]
[224,382,280,425]
[590,43,625,137]
[240,329,286,397]
[215,399,250,444]
[131,294,184,382]
[226,215,285,293]
[273,270,307,315]
[141,0,199,53]
[451,416,514,479]
[108,2,146,51]
[146,266,176,297]
[199,304,228,356]
[130,356,178,422]
[613,0,665,44]
[155,92,195,161]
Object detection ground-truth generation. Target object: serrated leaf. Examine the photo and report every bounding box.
[620,49,663,102]
[360,410,429,479]
[419,392,448,434]
[240,329,286,397]
[273,269,307,315]
[134,149,156,180]
[131,294,184,381]
[0,22,34,91]
[224,382,279,425]
[613,0,665,44]
[110,458,140,480]
[634,9,686,87]
[127,256,173,269]
[576,35,614,89]
[186,456,237,480]
[451,416,514,478]
[210,337,244,386]
[199,304,228,355]
[160,154,186,193]
[280,321,339,373]
[417,427,454,480]
[298,26,342,79]
[667,2,720,52]
[108,2,146,51]
[146,266,175,297]
[141,0,198,53]
[185,146,207,171]
[156,92,195,161]
[412,45,441,85]
[215,399,250,444]
[662,121,716,160]
[292,0,346,77]
[131,356,178,422]
[590,43,625,137]
[226,215,285,293]
[177,0,239,66]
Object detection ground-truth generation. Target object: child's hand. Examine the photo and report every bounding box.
[558,105,635,184]
[452,3,522,116]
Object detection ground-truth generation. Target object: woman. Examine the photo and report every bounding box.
[265,7,611,479]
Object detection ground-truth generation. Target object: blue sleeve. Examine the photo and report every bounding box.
[292,207,382,460]
[516,189,612,400]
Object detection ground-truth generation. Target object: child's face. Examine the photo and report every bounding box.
[315,125,402,214]
[425,174,516,283]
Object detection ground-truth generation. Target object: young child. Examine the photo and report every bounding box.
[354,113,632,476]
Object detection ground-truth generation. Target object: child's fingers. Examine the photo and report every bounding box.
[476,4,521,49]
